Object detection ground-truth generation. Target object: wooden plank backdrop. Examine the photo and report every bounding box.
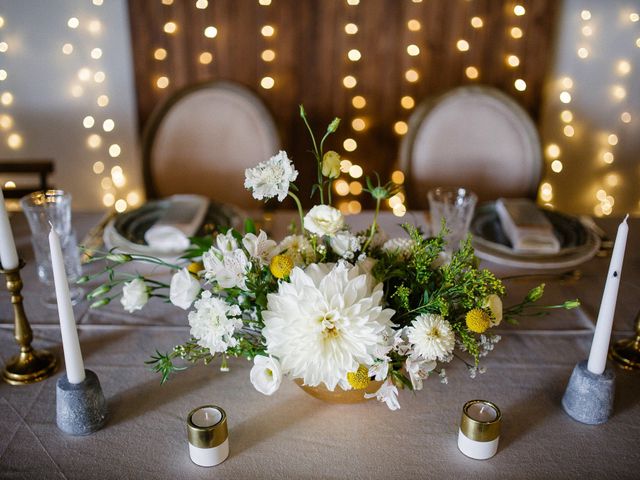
[128,0,559,209]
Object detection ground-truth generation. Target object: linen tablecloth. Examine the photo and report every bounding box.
[1,211,639,479]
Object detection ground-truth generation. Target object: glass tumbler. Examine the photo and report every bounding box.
[20,190,83,306]
[428,187,478,253]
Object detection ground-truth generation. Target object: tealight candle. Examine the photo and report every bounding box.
[458,400,501,460]
[187,405,229,467]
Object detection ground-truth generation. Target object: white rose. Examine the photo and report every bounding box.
[250,355,282,396]
[303,205,344,236]
[483,294,503,326]
[120,278,149,313]
[169,268,201,310]
[330,231,360,258]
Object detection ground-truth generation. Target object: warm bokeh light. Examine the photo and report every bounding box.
[616,60,631,75]
[456,39,470,52]
[68,17,79,29]
[352,96,366,109]
[540,182,553,202]
[506,55,520,67]
[405,69,419,82]
[391,170,405,184]
[401,96,415,109]
[470,17,483,28]
[611,85,626,100]
[563,125,575,137]
[607,134,618,145]
[347,200,362,214]
[62,43,74,55]
[577,47,589,59]
[204,26,218,38]
[559,91,572,103]
[335,180,349,196]
[582,25,593,36]
[343,138,357,152]
[97,94,109,107]
[351,118,366,131]
[345,23,358,35]
[0,92,13,105]
[70,85,83,97]
[546,144,561,159]
[154,48,167,60]
[551,160,563,173]
[261,49,275,62]
[510,27,523,39]
[561,77,573,89]
[394,121,408,135]
[620,112,631,123]
[407,44,420,56]
[7,133,22,149]
[514,79,526,91]
[94,71,106,83]
[164,22,177,34]
[349,164,363,178]
[91,48,103,59]
[103,193,115,207]
[109,144,121,157]
[83,116,95,128]
[199,52,213,64]
[87,134,102,149]
[348,49,362,61]
[465,66,479,79]
[156,76,169,89]
[513,5,525,16]
[343,75,357,88]
[349,181,363,195]
[260,76,275,89]
[261,25,275,37]
[560,110,573,123]
[407,19,421,31]
[603,152,614,164]
[581,10,591,20]
[115,199,127,213]
[93,161,104,174]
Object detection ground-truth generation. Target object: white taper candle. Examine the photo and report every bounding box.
[587,214,629,375]
[49,226,85,384]
[0,188,19,270]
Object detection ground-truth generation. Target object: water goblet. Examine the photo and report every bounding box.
[428,187,478,254]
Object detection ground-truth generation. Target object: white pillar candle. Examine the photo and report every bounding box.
[587,215,629,375]
[187,405,229,467]
[49,226,85,384]
[458,400,501,460]
[0,188,19,270]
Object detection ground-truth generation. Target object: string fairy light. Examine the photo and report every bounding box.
[259,3,276,91]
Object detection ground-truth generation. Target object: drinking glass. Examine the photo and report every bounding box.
[428,187,478,253]
[20,190,83,306]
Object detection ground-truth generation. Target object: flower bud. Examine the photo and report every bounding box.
[106,253,132,263]
[563,299,580,309]
[76,275,91,284]
[525,283,545,303]
[90,298,110,309]
[326,117,340,133]
[322,150,341,178]
[87,284,111,299]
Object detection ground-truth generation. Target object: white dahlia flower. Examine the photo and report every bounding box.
[244,150,298,202]
[406,313,455,362]
[188,291,242,354]
[262,262,395,391]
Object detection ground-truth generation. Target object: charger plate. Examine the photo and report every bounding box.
[470,202,600,269]
[104,199,242,259]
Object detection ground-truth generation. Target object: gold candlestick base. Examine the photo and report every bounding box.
[1,260,57,385]
[609,310,640,371]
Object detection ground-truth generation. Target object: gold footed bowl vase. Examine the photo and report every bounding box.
[294,378,383,404]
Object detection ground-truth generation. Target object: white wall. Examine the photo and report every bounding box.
[539,0,640,217]
[0,0,141,212]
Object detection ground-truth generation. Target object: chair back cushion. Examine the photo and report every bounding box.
[144,81,279,209]
[400,86,541,208]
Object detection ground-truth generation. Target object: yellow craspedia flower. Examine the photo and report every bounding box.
[270,254,294,279]
[466,308,491,333]
[188,261,203,275]
[347,365,370,390]
[322,150,341,178]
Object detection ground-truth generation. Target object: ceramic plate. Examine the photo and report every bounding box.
[470,202,600,269]
[104,199,242,259]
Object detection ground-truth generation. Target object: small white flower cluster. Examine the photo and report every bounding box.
[188,291,242,354]
[244,150,298,202]
[478,334,502,358]
[467,365,487,379]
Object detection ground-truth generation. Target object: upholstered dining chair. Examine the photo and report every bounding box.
[399,86,542,209]
[142,81,280,210]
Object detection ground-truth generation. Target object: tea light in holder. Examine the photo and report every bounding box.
[458,400,501,460]
[187,405,229,467]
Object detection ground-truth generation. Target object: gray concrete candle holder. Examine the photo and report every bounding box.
[561,360,615,425]
[56,369,107,435]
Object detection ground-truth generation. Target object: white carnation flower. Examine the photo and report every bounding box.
[242,230,277,266]
[364,378,401,410]
[330,231,361,259]
[406,313,455,362]
[244,150,298,202]
[188,291,242,354]
[277,234,314,266]
[250,355,282,395]
[303,205,344,237]
[169,268,201,310]
[262,262,395,391]
[120,278,148,313]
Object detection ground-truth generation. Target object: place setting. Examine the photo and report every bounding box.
[0,1,639,478]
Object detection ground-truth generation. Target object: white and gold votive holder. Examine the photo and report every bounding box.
[187,405,229,467]
[457,399,501,460]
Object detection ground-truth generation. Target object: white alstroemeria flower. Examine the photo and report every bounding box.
[303,205,344,237]
[364,378,401,410]
[382,238,415,257]
[242,230,277,266]
[250,355,282,396]
[405,357,437,391]
[188,291,242,354]
[262,262,395,391]
[244,150,298,202]
[120,278,149,313]
[169,268,201,310]
[406,313,455,362]
[483,294,503,326]
[216,230,238,253]
[330,231,361,259]
[368,360,390,382]
[392,328,413,357]
[216,249,251,290]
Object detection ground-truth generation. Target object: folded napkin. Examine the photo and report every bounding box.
[144,194,209,253]
[495,198,561,254]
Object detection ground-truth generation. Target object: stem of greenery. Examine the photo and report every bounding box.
[288,191,305,231]
[300,109,324,204]
[362,197,381,252]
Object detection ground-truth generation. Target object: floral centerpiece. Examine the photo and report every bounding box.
[84,107,578,410]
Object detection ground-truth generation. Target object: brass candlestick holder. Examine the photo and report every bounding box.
[1,260,57,385]
[610,310,640,370]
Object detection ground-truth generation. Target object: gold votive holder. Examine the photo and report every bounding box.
[458,399,501,460]
[187,405,229,467]
[1,259,57,385]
